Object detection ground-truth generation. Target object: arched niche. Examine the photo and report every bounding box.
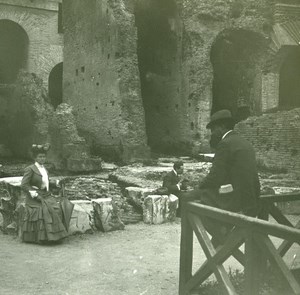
[48,62,63,109]
[0,20,29,159]
[210,29,267,122]
[0,19,29,84]
[279,47,300,109]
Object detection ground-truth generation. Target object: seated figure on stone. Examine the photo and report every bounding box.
[162,161,188,216]
[20,144,74,243]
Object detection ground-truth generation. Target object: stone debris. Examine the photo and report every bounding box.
[64,176,142,225]
[125,187,155,208]
[64,177,122,200]
[143,194,178,225]
[63,198,126,234]
[68,200,94,234]
[93,198,125,232]
[48,103,102,172]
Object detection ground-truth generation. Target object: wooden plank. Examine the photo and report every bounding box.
[186,202,300,242]
[278,220,300,257]
[179,208,194,295]
[254,233,300,295]
[260,193,300,203]
[269,203,294,227]
[185,227,244,291]
[244,232,262,295]
[187,213,237,295]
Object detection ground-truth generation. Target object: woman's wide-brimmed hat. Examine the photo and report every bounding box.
[31,143,50,154]
[206,109,235,129]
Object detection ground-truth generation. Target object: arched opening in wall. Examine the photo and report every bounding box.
[210,29,266,122]
[0,19,28,84]
[0,20,29,160]
[49,62,63,109]
[134,0,182,154]
[279,47,300,109]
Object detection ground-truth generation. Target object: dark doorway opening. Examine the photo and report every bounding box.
[210,29,265,122]
[134,0,182,154]
[49,62,63,109]
[279,47,300,109]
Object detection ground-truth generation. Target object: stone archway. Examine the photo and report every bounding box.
[0,19,28,84]
[0,20,29,158]
[48,62,63,109]
[134,0,182,154]
[279,47,300,109]
[210,29,267,122]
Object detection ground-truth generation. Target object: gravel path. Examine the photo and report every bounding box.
[1,217,300,295]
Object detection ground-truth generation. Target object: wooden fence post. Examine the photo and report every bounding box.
[179,202,193,295]
[244,230,261,295]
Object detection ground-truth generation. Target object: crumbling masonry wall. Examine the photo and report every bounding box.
[0,0,63,86]
[180,0,274,151]
[63,0,149,161]
[63,0,300,162]
[236,108,300,174]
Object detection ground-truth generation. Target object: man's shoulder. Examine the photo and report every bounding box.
[223,131,255,151]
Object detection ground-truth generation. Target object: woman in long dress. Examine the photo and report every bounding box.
[21,144,74,243]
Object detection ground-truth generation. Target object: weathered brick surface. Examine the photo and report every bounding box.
[63,0,149,161]
[0,0,63,86]
[236,108,300,173]
[62,0,300,164]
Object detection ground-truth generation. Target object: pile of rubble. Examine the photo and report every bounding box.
[63,175,144,226]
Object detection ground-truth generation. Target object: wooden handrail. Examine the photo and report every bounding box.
[187,202,300,242]
[260,192,300,202]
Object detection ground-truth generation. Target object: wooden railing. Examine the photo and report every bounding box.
[179,193,300,295]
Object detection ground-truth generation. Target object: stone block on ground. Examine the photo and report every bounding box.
[92,198,125,232]
[125,187,154,208]
[143,194,178,225]
[68,200,94,234]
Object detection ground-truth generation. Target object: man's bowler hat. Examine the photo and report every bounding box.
[206,109,234,129]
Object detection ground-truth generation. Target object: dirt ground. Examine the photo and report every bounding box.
[1,221,184,295]
[1,217,300,295]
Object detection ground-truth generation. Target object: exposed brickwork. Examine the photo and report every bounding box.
[62,0,300,163]
[63,0,149,161]
[236,108,300,173]
[0,0,63,86]
[180,0,274,151]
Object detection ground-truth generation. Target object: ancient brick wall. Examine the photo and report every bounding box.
[63,0,149,161]
[180,0,274,152]
[62,0,300,162]
[236,108,300,173]
[0,0,63,86]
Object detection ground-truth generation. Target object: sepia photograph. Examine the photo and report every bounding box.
[1,0,300,294]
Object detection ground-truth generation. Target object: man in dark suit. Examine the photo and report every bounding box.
[186,109,260,217]
[162,161,188,216]
[162,161,187,195]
